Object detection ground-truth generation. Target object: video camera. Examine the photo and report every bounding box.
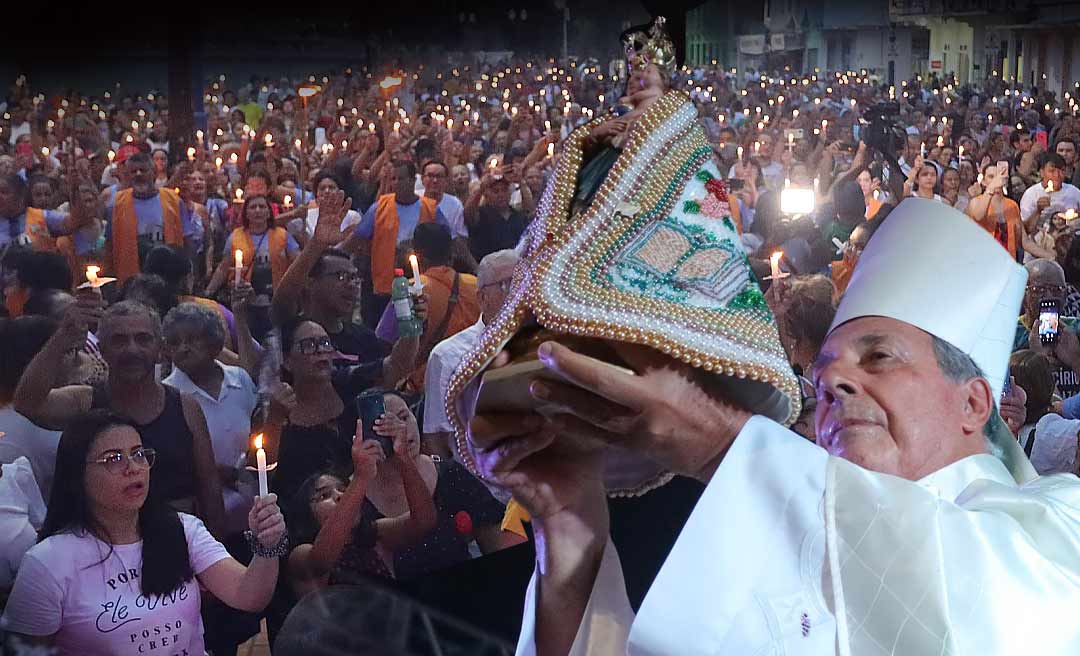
[860,102,906,159]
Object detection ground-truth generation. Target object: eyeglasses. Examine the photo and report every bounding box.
[1027,284,1066,296]
[480,278,514,293]
[321,270,361,284]
[89,447,156,474]
[294,335,335,356]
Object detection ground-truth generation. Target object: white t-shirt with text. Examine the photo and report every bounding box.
[1,513,229,656]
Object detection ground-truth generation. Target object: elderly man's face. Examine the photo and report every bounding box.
[1024,263,1067,319]
[812,317,991,480]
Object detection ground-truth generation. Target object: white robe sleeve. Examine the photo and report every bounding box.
[515,537,634,656]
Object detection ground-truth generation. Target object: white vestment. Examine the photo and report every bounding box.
[516,416,1080,655]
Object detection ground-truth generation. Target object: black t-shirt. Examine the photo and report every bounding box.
[469,205,529,262]
[361,456,505,580]
[271,360,383,506]
[329,321,392,362]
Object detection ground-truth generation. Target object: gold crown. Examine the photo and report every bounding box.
[623,16,677,77]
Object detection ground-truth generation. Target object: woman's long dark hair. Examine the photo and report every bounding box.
[285,469,349,548]
[40,410,194,597]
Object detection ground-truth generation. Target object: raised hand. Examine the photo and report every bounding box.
[312,189,353,247]
[351,427,384,481]
[247,493,286,551]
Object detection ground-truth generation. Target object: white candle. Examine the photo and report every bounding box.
[234,249,243,285]
[283,195,293,209]
[737,146,744,160]
[186,147,196,161]
[547,142,555,158]
[254,434,268,498]
[86,266,100,286]
[409,253,423,291]
[920,142,926,158]
[1048,180,1056,193]
[769,251,784,279]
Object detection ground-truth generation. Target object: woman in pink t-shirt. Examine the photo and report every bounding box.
[2,410,288,655]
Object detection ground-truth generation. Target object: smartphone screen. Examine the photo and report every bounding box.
[1039,299,1060,345]
[355,391,391,454]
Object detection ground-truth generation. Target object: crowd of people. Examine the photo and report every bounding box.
[1,35,1080,654]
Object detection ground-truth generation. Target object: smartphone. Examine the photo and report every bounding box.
[1039,298,1061,346]
[355,391,392,455]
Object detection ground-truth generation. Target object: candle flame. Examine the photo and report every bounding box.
[254,434,264,450]
[770,251,783,266]
[235,188,243,200]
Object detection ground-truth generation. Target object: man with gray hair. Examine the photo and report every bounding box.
[162,302,259,535]
[467,199,1080,654]
[14,297,227,538]
[422,248,519,458]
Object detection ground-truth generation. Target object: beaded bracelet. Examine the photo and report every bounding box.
[244,530,290,559]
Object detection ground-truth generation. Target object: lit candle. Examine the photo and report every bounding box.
[788,133,794,149]
[283,194,293,209]
[920,142,926,158]
[86,265,100,286]
[41,147,49,158]
[196,129,204,141]
[234,249,243,285]
[769,251,786,280]
[186,147,196,161]
[793,109,800,119]
[1066,209,1078,222]
[958,145,964,161]
[936,136,944,147]
[253,434,268,498]
[264,133,273,146]
[447,118,454,130]
[234,188,244,202]
[409,253,423,291]
[547,142,555,158]
[1048,180,1056,193]
[393,121,401,134]
[368,123,375,133]
[737,146,744,160]
[821,119,828,132]
[108,150,116,163]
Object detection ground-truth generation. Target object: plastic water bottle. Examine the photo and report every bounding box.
[392,268,422,337]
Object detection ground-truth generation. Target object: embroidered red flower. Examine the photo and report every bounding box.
[705,178,729,202]
[454,510,474,536]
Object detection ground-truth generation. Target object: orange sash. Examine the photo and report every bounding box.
[406,266,479,390]
[371,194,437,295]
[865,196,884,220]
[231,227,289,289]
[26,208,77,281]
[113,188,183,282]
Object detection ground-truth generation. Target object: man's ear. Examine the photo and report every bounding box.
[960,377,995,439]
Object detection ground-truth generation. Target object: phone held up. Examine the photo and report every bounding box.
[1039,298,1061,346]
[356,391,393,456]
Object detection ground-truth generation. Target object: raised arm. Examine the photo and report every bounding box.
[370,416,437,551]
[464,174,489,229]
[270,190,353,326]
[13,293,98,429]
[298,435,381,580]
[197,494,285,612]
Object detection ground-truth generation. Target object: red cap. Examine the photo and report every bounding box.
[394,268,405,276]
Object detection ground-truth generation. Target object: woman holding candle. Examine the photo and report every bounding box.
[966,161,1027,262]
[940,167,969,211]
[1,410,287,655]
[904,157,944,201]
[204,195,299,301]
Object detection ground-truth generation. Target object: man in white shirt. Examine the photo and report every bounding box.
[465,198,1080,655]
[419,159,476,273]
[1019,152,1080,233]
[423,249,517,457]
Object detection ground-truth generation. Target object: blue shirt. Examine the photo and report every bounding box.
[0,210,96,255]
[355,199,450,243]
[104,191,201,251]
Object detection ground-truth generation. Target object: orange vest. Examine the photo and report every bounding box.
[830,257,855,306]
[231,227,289,289]
[26,208,77,282]
[865,196,884,220]
[371,194,437,295]
[113,188,183,282]
[407,266,479,391]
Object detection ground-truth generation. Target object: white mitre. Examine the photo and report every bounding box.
[829,197,1036,483]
